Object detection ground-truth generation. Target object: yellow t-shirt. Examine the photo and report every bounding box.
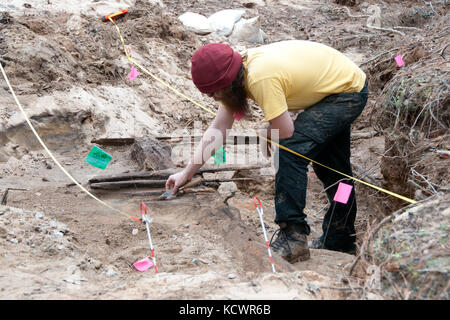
[242,40,366,121]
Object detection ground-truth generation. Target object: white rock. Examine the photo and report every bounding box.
[34,211,44,219]
[228,273,237,279]
[106,268,118,276]
[218,182,237,195]
[132,228,138,235]
[53,230,64,237]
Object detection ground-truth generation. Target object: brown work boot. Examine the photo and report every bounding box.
[270,222,310,263]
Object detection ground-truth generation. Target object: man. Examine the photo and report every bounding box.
[166,40,368,263]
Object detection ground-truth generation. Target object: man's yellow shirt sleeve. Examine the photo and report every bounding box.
[248,78,288,121]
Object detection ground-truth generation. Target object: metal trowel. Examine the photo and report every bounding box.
[159,177,203,200]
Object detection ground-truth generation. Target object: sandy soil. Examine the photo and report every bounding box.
[0,0,447,300]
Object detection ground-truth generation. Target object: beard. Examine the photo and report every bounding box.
[220,85,249,116]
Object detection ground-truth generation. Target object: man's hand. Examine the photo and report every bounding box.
[165,170,191,195]
[165,105,234,195]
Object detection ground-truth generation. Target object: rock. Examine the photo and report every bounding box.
[415,189,427,201]
[228,273,237,279]
[87,258,103,270]
[8,238,18,244]
[34,211,44,219]
[0,227,7,238]
[249,281,259,287]
[183,224,190,228]
[106,267,118,276]
[130,136,174,171]
[45,161,53,169]
[217,182,238,195]
[53,230,64,237]
[132,228,138,235]
[79,262,87,271]
[191,258,199,266]
[338,275,349,284]
[306,283,319,294]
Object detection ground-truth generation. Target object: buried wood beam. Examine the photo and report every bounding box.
[90,138,135,145]
[88,165,266,184]
[89,178,257,190]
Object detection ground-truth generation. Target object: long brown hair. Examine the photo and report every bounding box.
[220,65,249,116]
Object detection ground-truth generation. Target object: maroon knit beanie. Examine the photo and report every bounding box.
[191,43,242,94]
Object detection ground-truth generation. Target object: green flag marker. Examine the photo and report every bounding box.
[213,146,226,165]
[85,145,112,170]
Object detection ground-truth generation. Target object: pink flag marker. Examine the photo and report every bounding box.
[333,182,353,204]
[233,111,244,121]
[128,66,139,81]
[133,257,154,272]
[395,55,404,67]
